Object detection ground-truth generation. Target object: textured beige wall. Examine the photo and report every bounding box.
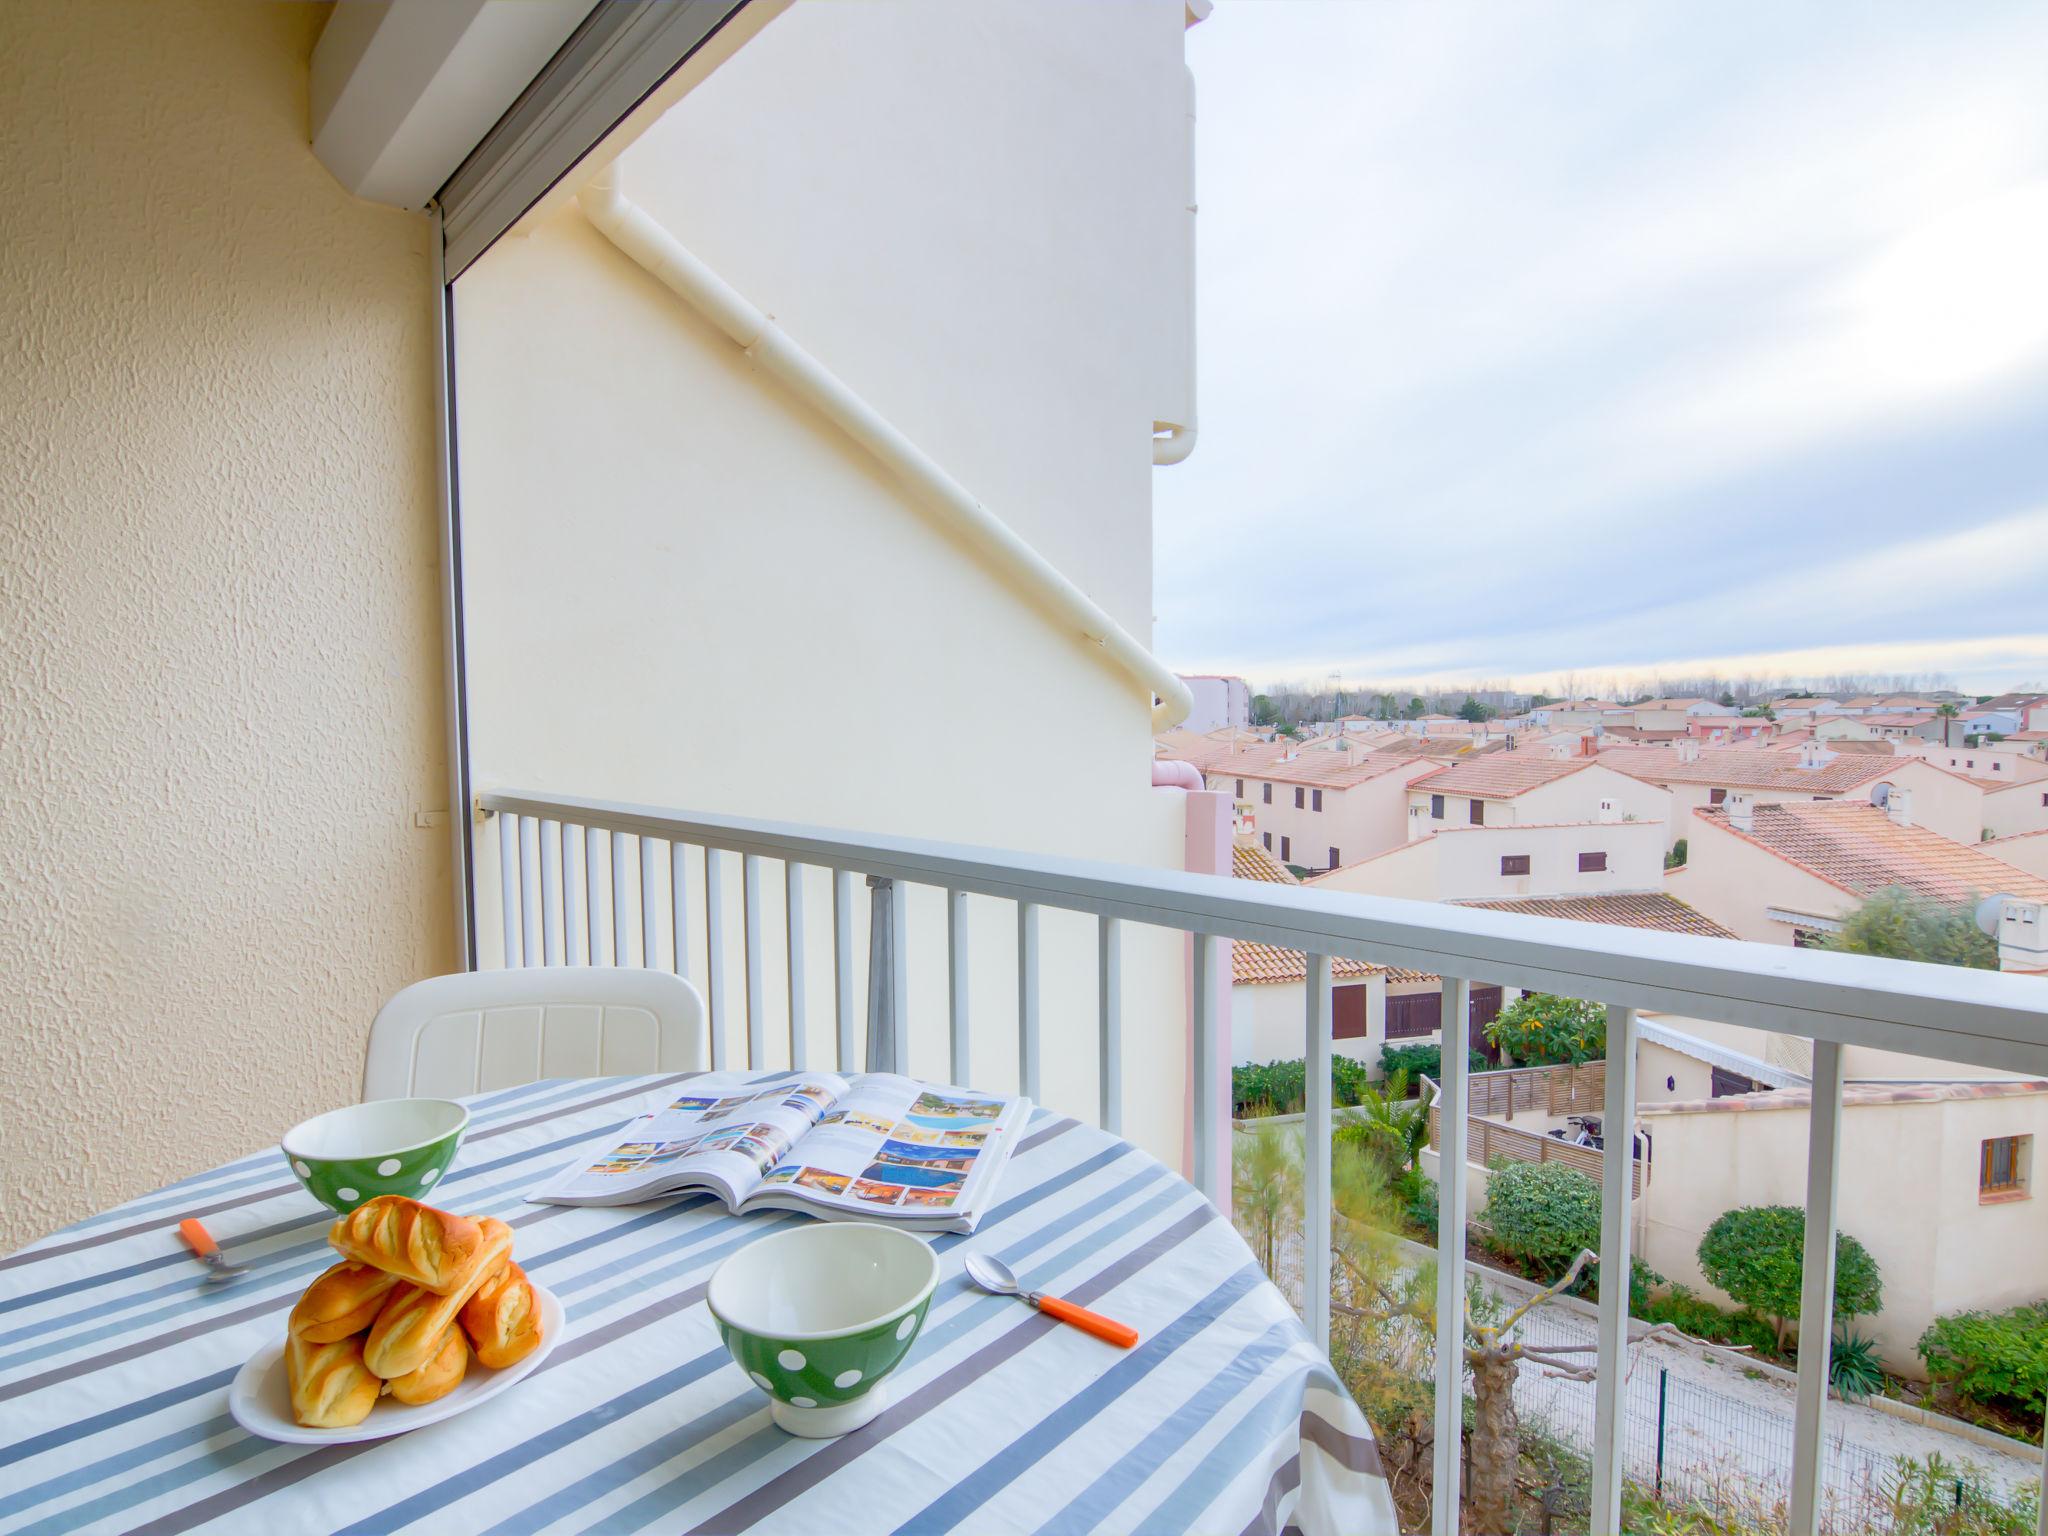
[0,1,452,1250]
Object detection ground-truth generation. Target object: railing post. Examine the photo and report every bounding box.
[865,875,907,1074]
[539,819,563,965]
[1192,931,1221,1205]
[610,830,631,965]
[564,821,586,966]
[703,848,727,1068]
[497,812,519,968]
[1591,1004,1638,1536]
[586,825,606,964]
[742,854,766,1069]
[1017,902,1041,1102]
[518,815,542,966]
[832,869,857,1072]
[1304,954,1333,1351]
[1098,916,1122,1136]
[785,861,807,1071]
[947,888,970,1086]
[1433,976,1471,1536]
[669,841,688,982]
[1790,1038,1846,1536]
[640,837,661,972]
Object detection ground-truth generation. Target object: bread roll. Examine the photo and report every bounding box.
[460,1260,544,1369]
[385,1324,469,1406]
[290,1261,403,1344]
[363,1217,513,1379]
[328,1196,484,1295]
[286,1332,380,1429]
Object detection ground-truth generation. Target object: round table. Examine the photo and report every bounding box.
[0,1075,1397,1534]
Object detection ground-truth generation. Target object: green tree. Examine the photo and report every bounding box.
[1231,1122,1301,1280]
[1457,697,1495,722]
[1250,694,1279,727]
[1821,887,1998,969]
[1664,836,1688,870]
[1404,696,1425,719]
[1483,1162,1602,1282]
[1485,993,1606,1065]
[1937,702,1962,718]
[1718,690,1738,708]
[1697,1205,1883,1351]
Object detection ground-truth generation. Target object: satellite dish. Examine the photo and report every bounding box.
[1976,895,2010,937]
[1870,782,1891,808]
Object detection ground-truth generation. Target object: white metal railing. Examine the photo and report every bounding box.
[477,788,2048,1536]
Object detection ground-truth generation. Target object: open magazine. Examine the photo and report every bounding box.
[527,1070,1029,1233]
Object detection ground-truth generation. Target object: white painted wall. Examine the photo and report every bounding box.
[453,0,1196,1162]
[1233,975,1385,1068]
[1316,819,1669,902]
[0,1,453,1250]
[1181,675,1250,734]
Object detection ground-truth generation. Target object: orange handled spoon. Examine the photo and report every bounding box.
[965,1253,1138,1348]
[179,1218,250,1285]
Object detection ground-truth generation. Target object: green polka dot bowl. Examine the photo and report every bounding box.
[280,1098,469,1214]
[708,1221,939,1437]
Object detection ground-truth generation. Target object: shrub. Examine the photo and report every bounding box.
[1232,1056,1375,1116]
[1397,1167,1437,1236]
[1821,886,1997,969]
[1378,1041,1488,1084]
[1697,1206,1883,1351]
[1485,993,1606,1066]
[1637,1281,1780,1356]
[1482,1161,1601,1280]
[1918,1302,2048,1415]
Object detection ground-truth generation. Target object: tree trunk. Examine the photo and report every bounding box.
[1468,1349,1521,1536]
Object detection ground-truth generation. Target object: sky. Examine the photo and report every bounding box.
[1156,2,2048,696]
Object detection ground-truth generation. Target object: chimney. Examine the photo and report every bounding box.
[1998,899,2047,973]
[1677,738,1700,764]
[1885,785,1913,828]
[1798,741,1833,769]
[1725,790,1754,832]
[1597,797,1620,824]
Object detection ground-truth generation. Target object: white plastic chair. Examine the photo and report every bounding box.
[363,968,707,1100]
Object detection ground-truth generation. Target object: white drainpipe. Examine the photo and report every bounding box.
[577,171,1194,731]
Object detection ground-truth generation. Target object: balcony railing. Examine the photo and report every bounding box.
[477,787,2048,1536]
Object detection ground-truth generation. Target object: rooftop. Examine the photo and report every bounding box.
[1412,755,1598,798]
[1451,891,1737,939]
[1695,800,2048,905]
[1601,746,1893,794]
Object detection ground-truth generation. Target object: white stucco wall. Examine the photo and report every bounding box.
[0,2,453,1249]
[1638,1094,2048,1370]
[1233,975,1385,1068]
[452,0,1194,1162]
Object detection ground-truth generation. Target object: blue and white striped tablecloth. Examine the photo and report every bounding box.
[0,1076,1397,1535]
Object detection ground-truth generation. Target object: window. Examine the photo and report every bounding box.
[1262,831,1272,851]
[1470,798,1485,824]
[1579,851,1607,872]
[1711,1068,1758,1098]
[1981,1136,2031,1201]
[1709,787,1727,805]
[1280,836,1292,862]
[1262,783,1272,804]
[1235,778,1244,798]
[1294,786,1305,809]
[1312,788,1323,812]
[1501,854,1531,875]
[1328,845,1340,868]
[1333,985,1369,1040]
[1430,794,1445,819]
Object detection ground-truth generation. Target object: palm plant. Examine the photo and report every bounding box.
[1337,1069,1430,1174]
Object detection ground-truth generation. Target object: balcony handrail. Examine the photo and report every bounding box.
[480,789,2048,1074]
[478,786,2046,1535]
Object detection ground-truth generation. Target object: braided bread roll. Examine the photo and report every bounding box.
[363,1217,513,1379]
[385,1324,469,1406]
[290,1261,403,1344]
[328,1197,485,1295]
[460,1260,544,1369]
[286,1332,380,1429]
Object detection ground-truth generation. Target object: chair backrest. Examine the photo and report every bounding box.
[363,968,707,1100]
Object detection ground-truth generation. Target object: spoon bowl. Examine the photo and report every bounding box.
[964,1253,1022,1297]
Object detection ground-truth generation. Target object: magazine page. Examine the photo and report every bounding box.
[749,1075,1023,1221]
[529,1070,851,1205]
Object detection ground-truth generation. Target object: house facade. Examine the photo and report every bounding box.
[1178,674,1252,734]
[1405,757,1671,838]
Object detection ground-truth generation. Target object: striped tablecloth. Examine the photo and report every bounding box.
[0,1075,1397,1535]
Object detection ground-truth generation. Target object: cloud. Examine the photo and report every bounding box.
[1157,1,2048,693]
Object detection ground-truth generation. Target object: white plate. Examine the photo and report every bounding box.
[228,1283,567,1445]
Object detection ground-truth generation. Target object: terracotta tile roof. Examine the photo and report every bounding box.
[1375,737,1486,758]
[1643,1078,2048,1116]
[1817,739,1895,755]
[1972,758,2048,790]
[1695,801,2048,905]
[1452,892,1736,939]
[1411,756,1598,798]
[1210,747,1425,791]
[1601,746,1893,794]
[1232,841,1298,884]
[1861,712,1937,727]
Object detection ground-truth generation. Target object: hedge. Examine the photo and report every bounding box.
[1918,1301,2048,1415]
[1231,1056,1376,1116]
[1482,1161,1602,1280]
[1378,1042,1489,1084]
